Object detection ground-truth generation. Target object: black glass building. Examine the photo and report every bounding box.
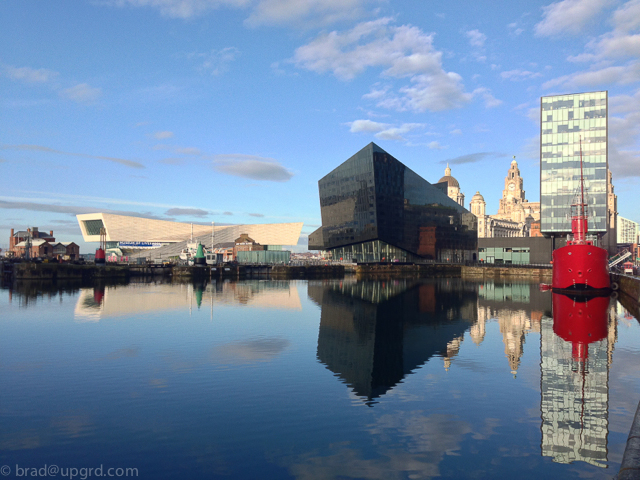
[309,143,477,262]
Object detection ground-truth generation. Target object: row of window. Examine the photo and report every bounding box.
[543,108,607,122]
[541,94,606,111]
[541,149,606,158]
[541,136,606,146]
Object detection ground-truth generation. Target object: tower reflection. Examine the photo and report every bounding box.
[540,293,616,468]
[309,278,477,405]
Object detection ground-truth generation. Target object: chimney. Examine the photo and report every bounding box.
[32,227,38,235]
[11,228,14,237]
[50,230,53,236]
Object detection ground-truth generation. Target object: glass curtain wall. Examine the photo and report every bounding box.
[540,91,607,235]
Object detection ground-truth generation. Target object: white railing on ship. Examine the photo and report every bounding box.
[565,234,598,244]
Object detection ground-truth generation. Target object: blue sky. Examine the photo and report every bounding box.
[2,0,640,253]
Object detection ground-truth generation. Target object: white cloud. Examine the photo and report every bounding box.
[607,89,640,178]
[500,69,542,80]
[544,0,640,88]
[472,87,502,108]
[187,47,240,75]
[428,141,445,149]
[508,22,524,36]
[362,85,390,100]
[104,0,374,26]
[3,65,59,83]
[466,29,486,48]
[60,83,102,104]
[535,0,613,37]
[526,107,540,123]
[292,18,471,112]
[568,33,640,62]
[450,129,462,135]
[612,0,640,32]
[105,0,249,19]
[175,146,202,155]
[245,0,372,27]
[375,123,423,141]
[543,62,640,88]
[212,154,293,181]
[153,131,174,139]
[347,120,424,142]
[348,119,388,133]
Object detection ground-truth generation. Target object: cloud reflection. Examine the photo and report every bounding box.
[286,412,471,479]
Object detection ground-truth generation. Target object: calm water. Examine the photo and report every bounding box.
[1,277,640,479]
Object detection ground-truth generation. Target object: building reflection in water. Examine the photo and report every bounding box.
[540,293,617,468]
[476,280,550,375]
[308,278,477,405]
[69,279,303,321]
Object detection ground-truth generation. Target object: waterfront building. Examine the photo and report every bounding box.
[8,227,79,260]
[617,216,639,244]
[437,164,465,206]
[51,242,80,260]
[9,227,55,255]
[308,143,478,262]
[470,158,540,239]
[76,213,303,255]
[540,91,617,254]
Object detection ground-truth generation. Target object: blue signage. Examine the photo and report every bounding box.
[118,242,164,248]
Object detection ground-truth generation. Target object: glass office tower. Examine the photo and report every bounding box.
[308,143,477,262]
[540,91,608,237]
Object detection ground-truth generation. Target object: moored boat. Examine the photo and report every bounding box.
[551,141,610,294]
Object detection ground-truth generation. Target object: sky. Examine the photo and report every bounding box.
[1,0,640,253]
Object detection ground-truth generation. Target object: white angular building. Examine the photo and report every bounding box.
[76,213,303,255]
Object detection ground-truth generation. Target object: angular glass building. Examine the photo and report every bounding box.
[540,91,608,238]
[308,143,477,262]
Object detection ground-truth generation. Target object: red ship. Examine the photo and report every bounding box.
[551,142,610,294]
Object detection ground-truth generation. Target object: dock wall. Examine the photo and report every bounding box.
[10,263,128,280]
[461,265,552,280]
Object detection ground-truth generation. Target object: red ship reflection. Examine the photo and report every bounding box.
[552,293,609,369]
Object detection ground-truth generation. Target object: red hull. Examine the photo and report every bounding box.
[552,244,609,292]
[552,293,609,361]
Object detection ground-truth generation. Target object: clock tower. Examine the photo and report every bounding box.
[497,157,526,219]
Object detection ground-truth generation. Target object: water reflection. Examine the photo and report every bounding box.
[3,278,304,318]
[476,281,551,375]
[309,278,477,405]
[2,276,638,478]
[541,293,616,468]
[70,280,302,320]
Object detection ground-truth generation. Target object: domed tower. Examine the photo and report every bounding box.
[470,191,486,217]
[438,164,465,206]
[470,191,487,238]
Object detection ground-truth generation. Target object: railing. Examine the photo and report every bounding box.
[566,233,598,244]
[610,250,632,268]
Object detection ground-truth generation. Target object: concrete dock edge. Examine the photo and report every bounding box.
[618,399,640,479]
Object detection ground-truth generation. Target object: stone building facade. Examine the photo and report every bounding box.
[469,158,541,238]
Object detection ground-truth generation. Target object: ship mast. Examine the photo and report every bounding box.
[569,138,589,245]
